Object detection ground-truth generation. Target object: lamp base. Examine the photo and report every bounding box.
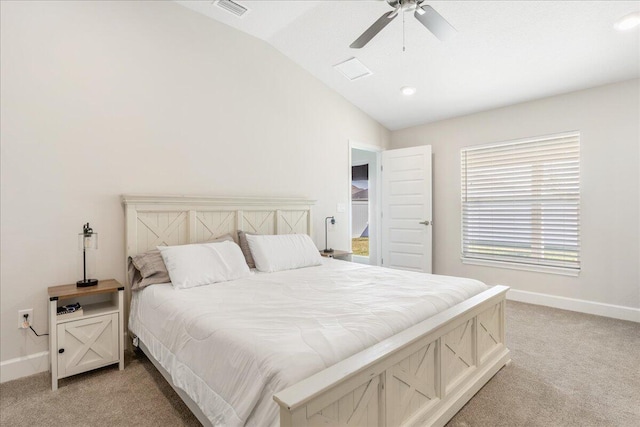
[323,248,334,253]
[76,279,98,287]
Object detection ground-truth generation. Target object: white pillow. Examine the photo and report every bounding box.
[246,233,322,273]
[157,241,250,289]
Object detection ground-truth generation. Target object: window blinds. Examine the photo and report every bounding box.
[461,132,580,271]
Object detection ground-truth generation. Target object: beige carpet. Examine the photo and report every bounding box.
[1,301,638,426]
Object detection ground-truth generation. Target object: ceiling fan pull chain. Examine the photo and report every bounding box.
[402,5,406,52]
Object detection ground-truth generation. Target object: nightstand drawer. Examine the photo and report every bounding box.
[56,313,119,378]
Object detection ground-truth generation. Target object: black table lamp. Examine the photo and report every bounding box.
[77,223,99,287]
[324,216,335,253]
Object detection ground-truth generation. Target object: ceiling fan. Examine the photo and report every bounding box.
[350,0,457,49]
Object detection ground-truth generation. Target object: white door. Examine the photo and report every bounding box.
[381,145,432,273]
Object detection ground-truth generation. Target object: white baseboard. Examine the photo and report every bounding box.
[1,332,130,384]
[351,255,370,265]
[0,351,49,383]
[507,289,640,323]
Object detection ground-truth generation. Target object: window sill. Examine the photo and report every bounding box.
[461,258,580,277]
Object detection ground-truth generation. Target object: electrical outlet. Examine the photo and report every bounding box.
[18,309,33,329]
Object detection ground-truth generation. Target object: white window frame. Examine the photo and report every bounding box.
[461,131,581,276]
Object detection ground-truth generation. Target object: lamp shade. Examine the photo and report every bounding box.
[324,216,336,253]
[78,230,98,251]
[77,223,98,287]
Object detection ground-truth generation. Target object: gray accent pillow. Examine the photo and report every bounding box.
[129,249,169,291]
[129,233,234,291]
[237,230,256,269]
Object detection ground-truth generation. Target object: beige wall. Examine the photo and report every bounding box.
[391,80,640,310]
[0,1,389,367]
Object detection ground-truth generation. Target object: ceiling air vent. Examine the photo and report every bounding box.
[215,0,248,18]
[333,57,372,81]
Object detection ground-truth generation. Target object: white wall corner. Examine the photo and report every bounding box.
[0,351,49,383]
[507,289,640,323]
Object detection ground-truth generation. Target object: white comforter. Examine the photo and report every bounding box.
[129,259,488,427]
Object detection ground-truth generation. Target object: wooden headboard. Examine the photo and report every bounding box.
[121,195,315,328]
[122,195,315,258]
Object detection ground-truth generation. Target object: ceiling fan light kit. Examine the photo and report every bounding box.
[350,0,457,49]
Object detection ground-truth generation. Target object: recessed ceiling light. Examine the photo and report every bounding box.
[401,86,416,96]
[614,11,640,31]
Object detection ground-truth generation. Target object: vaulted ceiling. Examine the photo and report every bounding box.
[177,1,640,130]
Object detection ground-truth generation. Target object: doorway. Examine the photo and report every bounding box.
[349,143,381,265]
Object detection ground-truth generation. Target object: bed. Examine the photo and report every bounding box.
[123,195,510,427]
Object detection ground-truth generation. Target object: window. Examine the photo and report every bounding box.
[461,132,580,274]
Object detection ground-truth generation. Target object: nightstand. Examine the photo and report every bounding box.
[48,279,124,390]
[320,250,353,261]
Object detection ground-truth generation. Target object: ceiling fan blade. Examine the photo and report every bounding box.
[414,5,457,41]
[350,11,397,49]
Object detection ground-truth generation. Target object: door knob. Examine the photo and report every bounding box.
[419,220,431,226]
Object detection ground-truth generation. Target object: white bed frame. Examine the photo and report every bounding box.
[122,195,510,427]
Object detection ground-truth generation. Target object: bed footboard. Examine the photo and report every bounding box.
[274,286,510,427]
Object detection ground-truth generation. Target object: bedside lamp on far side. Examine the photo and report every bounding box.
[77,223,98,287]
[324,216,335,254]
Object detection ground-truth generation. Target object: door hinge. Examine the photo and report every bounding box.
[381,258,384,265]
[381,165,383,172]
